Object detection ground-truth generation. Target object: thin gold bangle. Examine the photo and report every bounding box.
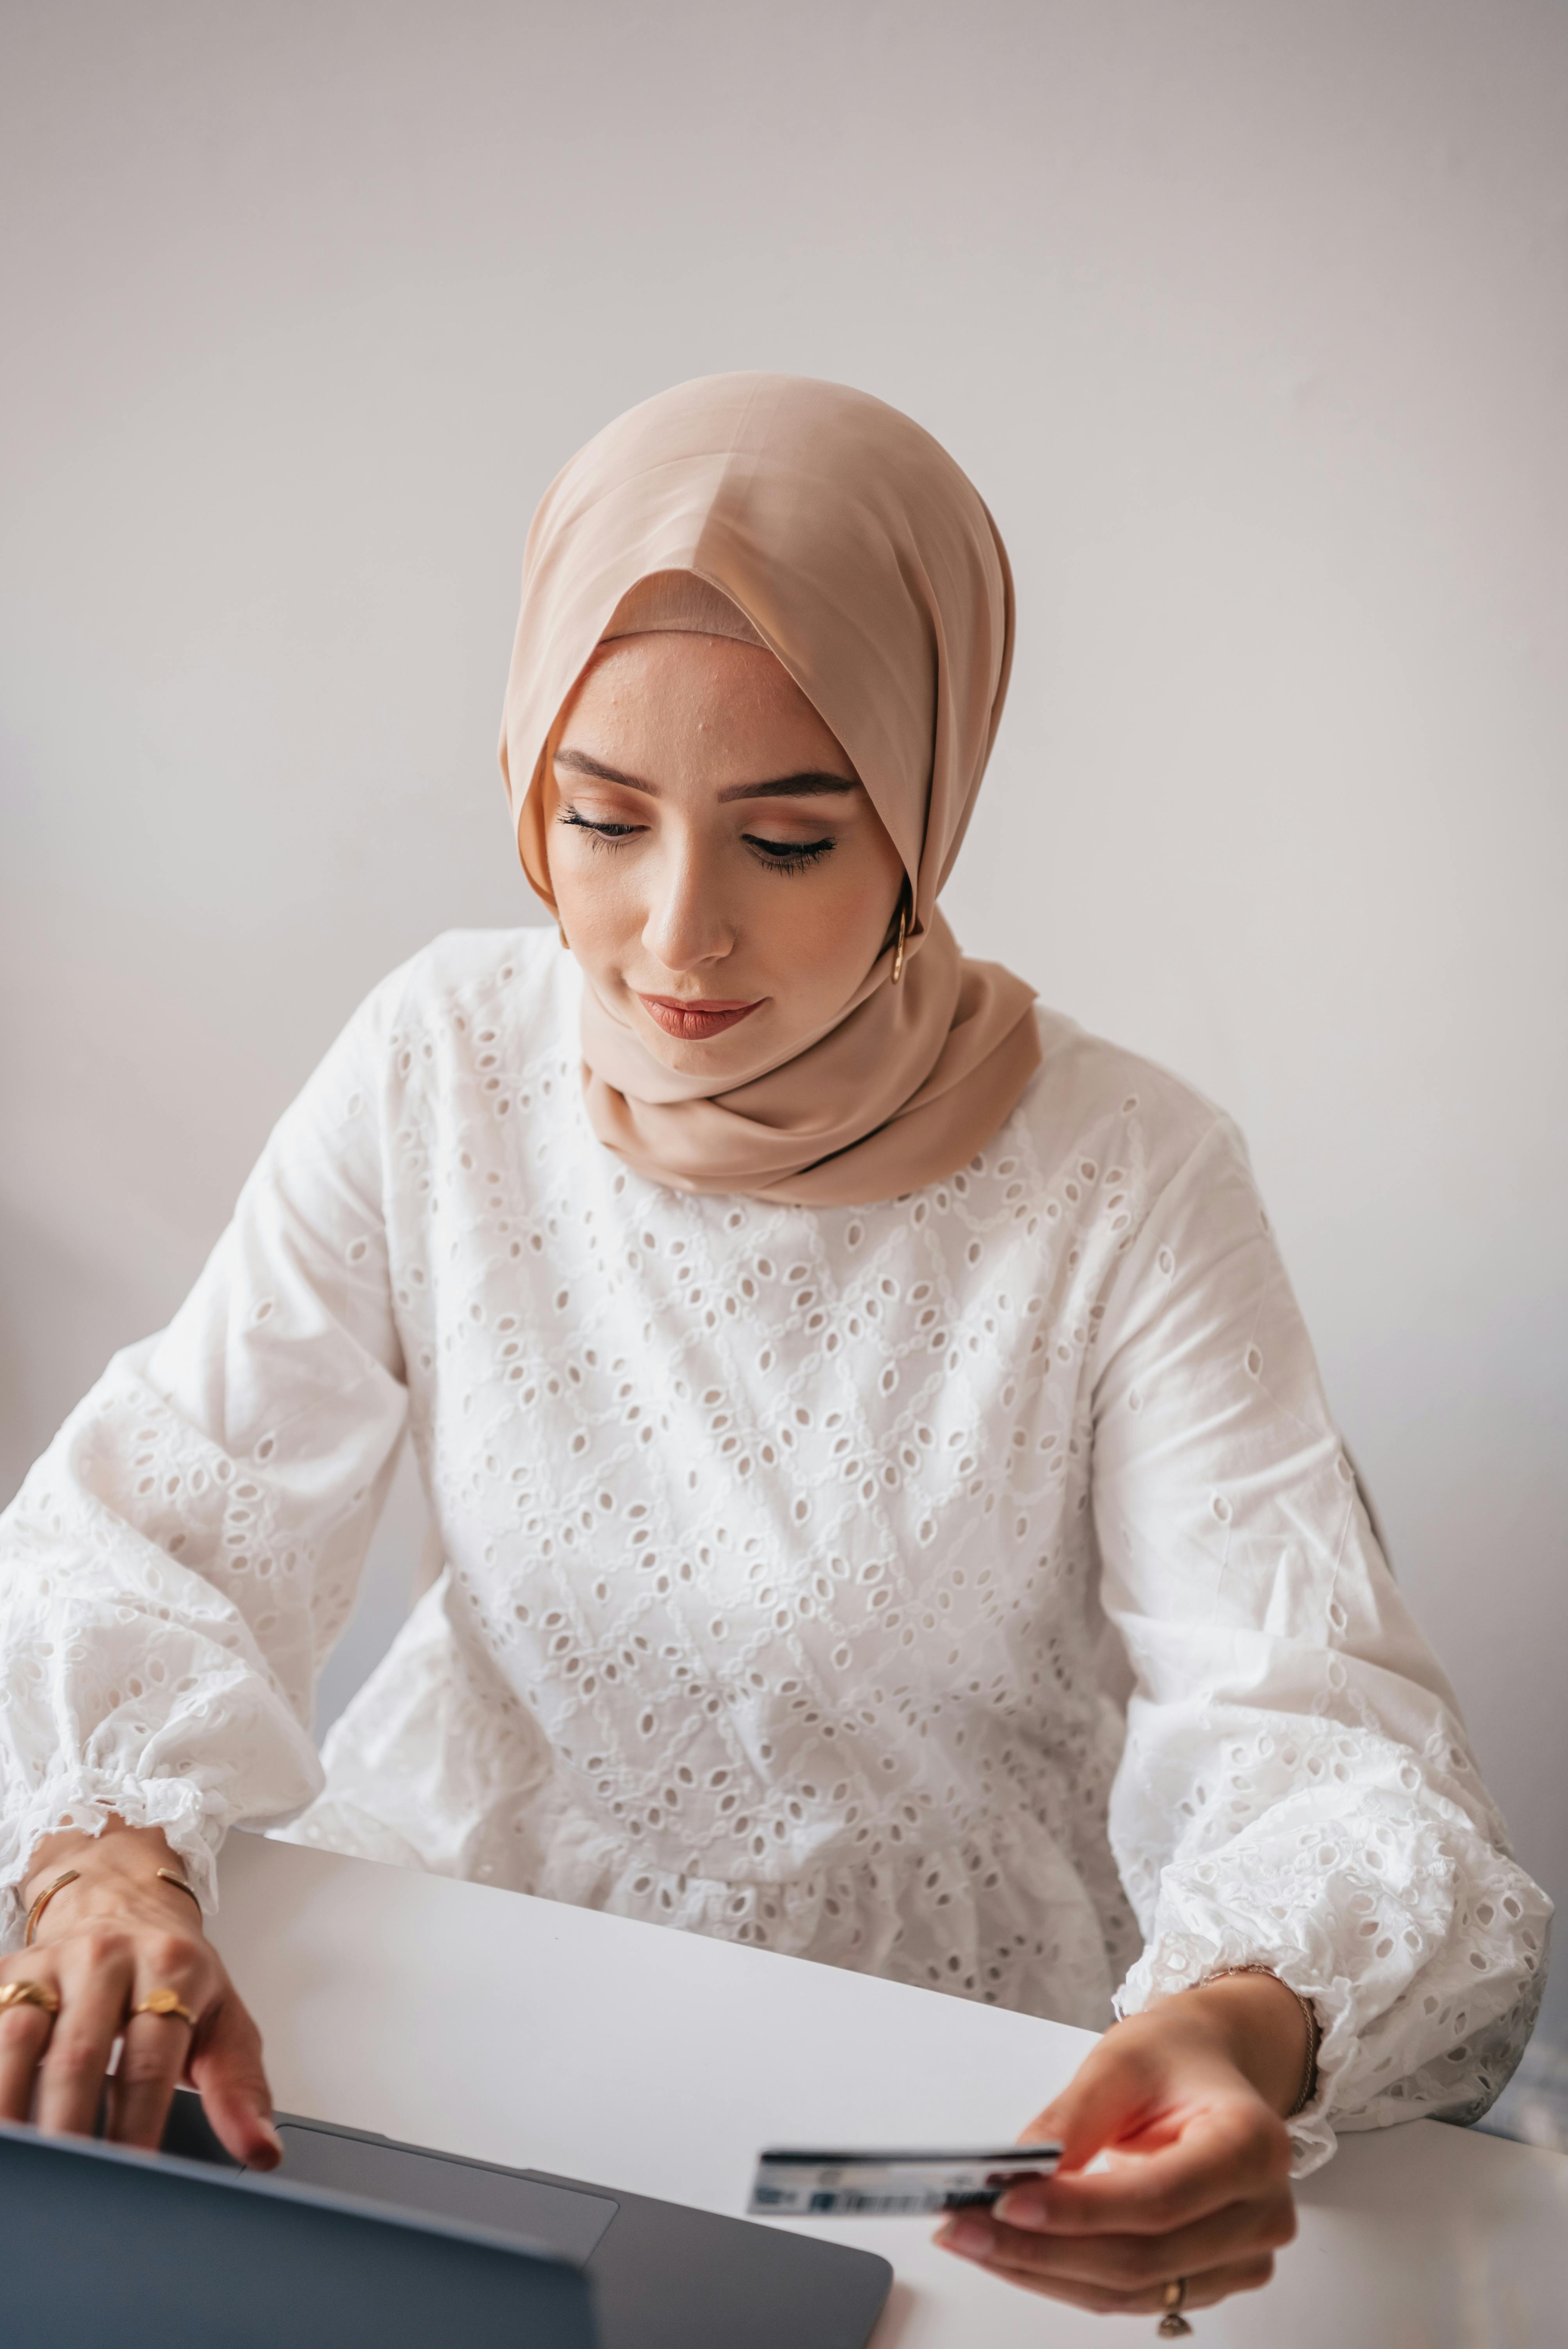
[1192,1963,1320,2117]
[23,1869,81,1948]
[23,1864,202,1947]
[155,1868,203,1920]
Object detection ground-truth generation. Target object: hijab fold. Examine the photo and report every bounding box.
[499,372,1041,1205]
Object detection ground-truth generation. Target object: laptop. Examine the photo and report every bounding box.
[0,2089,892,2349]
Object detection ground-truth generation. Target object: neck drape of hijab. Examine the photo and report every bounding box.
[497,372,1041,1206]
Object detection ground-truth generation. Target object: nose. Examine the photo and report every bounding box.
[641,838,735,974]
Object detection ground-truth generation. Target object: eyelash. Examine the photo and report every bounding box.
[558,809,836,876]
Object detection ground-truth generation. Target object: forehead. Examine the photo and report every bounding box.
[563,634,855,777]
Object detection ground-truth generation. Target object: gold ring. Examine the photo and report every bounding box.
[132,1988,198,2027]
[0,1978,62,2018]
[1157,2275,1193,2337]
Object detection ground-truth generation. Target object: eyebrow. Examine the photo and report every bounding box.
[554,747,862,803]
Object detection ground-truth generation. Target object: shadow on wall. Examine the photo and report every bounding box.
[1475,2037,1568,2153]
[0,1199,155,1509]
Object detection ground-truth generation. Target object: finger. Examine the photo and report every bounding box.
[35,1937,134,2137]
[186,1989,282,2168]
[106,1931,210,2149]
[941,2186,1295,2292]
[1016,2035,1160,2177]
[1005,2099,1288,2236]
[0,1980,59,2122]
[110,2011,192,2149]
[938,2227,1276,2316]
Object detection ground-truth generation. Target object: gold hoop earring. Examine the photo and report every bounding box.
[890,893,908,985]
[557,920,570,951]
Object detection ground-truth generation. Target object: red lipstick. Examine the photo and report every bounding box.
[637,994,763,1041]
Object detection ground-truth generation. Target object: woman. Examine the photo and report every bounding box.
[0,374,1548,2324]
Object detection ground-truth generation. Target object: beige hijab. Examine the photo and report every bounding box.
[498,372,1041,1205]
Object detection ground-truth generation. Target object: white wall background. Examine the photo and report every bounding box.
[3,2,1564,2033]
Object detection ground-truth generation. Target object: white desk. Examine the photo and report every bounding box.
[216,1832,1568,2347]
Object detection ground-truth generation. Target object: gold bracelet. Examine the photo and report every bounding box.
[23,1869,81,1947]
[155,1867,203,1919]
[1191,1963,1320,2117]
[23,1863,203,1947]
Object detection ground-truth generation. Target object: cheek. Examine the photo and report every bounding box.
[551,843,637,955]
[808,843,903,942]
[754,859,897,986]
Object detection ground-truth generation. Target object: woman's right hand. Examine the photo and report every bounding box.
[2,1817,281,2165]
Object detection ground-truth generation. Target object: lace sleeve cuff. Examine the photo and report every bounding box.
[0,1769,229,1955]
[1115,1814,1552,2180]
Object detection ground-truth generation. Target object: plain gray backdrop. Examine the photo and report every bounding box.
[2,0,1564,2041]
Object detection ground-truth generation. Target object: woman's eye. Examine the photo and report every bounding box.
[745,834,836,872]
[559,809,639,843]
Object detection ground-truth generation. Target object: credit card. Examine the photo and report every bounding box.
[748,2142,1063,2217]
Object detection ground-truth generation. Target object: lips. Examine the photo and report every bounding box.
[636,994,763,1041]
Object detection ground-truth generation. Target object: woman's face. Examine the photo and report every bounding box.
[543,632,908,1080]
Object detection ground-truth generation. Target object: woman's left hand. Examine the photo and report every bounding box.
[934,1971,1304,2319]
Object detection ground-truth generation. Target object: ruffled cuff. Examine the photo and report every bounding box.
[1116,1823,1551,2179]
[0,1769,229,1954]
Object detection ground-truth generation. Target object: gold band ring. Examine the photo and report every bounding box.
[132,1988,198,2028]
[1157,2276,1193,2337]
[0,1978,62,2018]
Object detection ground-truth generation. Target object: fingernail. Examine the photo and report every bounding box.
[996,2186,1048,2228]
[258,2119,283,2159]
[937,2214,994,2258]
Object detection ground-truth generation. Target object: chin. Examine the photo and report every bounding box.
[634,1009,781,1083]
[645,1031,759,1076]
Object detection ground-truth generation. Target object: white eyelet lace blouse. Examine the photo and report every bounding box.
[0,931,1548,2172]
